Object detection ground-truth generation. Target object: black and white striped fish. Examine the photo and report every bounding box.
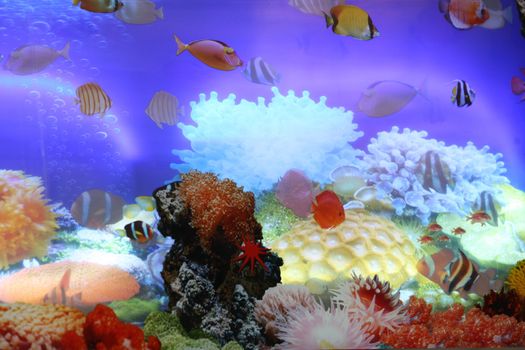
[443,249,479,294]
[125,220,155,243]
[70,189,126,229]
[288,0,345,16]
[417,150,454,194]
[75,82,112,117]
[242,57,281,86]
[451,79,475,107]
[476,191,499,226]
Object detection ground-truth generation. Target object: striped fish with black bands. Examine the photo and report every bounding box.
[125,220,155,244]
[243,57,281,86]
[446,250,479,294]
[476,191,499,226]
[518,0,525,37]
[451,79,475,107]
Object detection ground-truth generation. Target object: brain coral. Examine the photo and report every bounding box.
[171,88,364,193]
[0,170,58,269]
[362,127,508,224]
[271,209,418,294]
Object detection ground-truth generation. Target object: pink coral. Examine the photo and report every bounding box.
[0,170,57,269]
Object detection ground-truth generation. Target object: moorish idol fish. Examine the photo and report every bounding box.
[125,220,154,243]
[417,150,454,194]
[451,79,475,107]
[70,189,126,229]
[475,191,499,226]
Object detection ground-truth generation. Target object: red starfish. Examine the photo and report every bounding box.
[232,236,270,273]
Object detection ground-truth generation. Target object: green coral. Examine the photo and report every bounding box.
[255,191,301,245]
[109,298,161,323]
[415,281,481,311]
[52,230,132,257]
[144,311,242,350]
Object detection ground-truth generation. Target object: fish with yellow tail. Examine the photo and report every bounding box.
[42,269,83,308]
[174,35,243,71]
[73,0,124,13]
[323,5,379,40]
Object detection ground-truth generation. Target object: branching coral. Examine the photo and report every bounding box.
[381,296,525,348]
[507,259,525,299]
[171,88,364,193]
[0,170,58,268]
[477,288,525,321]
[0,303,85,349]
[362,127,508,224]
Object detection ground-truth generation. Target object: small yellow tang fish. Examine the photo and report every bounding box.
[73,0,124,13]
[323,5,380,40]
[174,35,243,71]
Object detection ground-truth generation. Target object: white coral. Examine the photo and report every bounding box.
[171,88,363,194]
[363,126,508,224]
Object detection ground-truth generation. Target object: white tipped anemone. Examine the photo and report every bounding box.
[275,302,377,350]
[330,274,409,337]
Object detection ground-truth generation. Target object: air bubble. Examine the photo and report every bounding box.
[28,90,41,99]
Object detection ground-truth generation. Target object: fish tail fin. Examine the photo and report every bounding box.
[503,5,513,24]
[156,7,164,20]
[74,98,80,105]
[60,41,71,61]
[72,0,80,5]
[174,35,187,55]
[323,12,333,28]
[417,77,431,101]
[60,269,72,291]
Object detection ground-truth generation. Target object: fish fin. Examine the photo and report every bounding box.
[438,0,449,14]
[60,269,72,291]
[417,77,431,101]
[448,12,471,29]
[174,35,187,55]
[60,41,71,61]
[72,0,80,5]
[74,98,80,105]
[323,12,333,28]
[503,6,513,24]
[156,7,164,20]
[99,110,106,118]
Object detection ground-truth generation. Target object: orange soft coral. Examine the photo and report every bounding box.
[381,296,525,348]
[0,170,57,268]
[178,171,262,252]
[60,304,161,350]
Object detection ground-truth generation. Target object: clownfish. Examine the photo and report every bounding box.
[125,220,154,243]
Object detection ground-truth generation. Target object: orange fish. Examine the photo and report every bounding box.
[311,190,345,229]
[174,35,242,71]
[418,235,434,244]
[467,210,491,226]
[452,227,466,235]
[427,223,443,232]
[442,0,490,29]
[42,269,83,308]
[438,234,450,242]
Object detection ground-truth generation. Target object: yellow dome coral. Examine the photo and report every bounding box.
[271,209,418,294]
[506,259,525,299]
[0,170,57,269]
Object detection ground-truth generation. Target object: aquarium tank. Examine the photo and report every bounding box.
[1,0,525,348]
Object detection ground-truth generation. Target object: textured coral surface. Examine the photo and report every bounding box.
[0,170,57,268]
[0,303,85,350]
[271,209,418,292]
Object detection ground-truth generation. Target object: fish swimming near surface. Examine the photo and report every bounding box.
[75,82,112,117]
[243,57,281,86]
[70,189,126,229]
[42,269,83,308]
[438,0,489,29]
[324,5,380,40]
[416,150,454,194]
[174,35,243,71]
[311,190,345,229]
[357,80,423,117]
[416,248,503,298]
[475,191,499,226]
[125,220,155,243]
[518,0,525,37]
[145,90,181,128]
[73,0,123,13]
[3,42,70,75]
[115,0,163,24]
[451,79,475,107]
[288,0,345,16]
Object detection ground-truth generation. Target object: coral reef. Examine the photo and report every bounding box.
[171,88,363,194]
[0,260,139,307]
[53,204,80,232]
[0,170,58,269]
[255,192,301,245]
[60,304,160,350]
[414,281,481,311]
[271,209,418,294]
[108,298,161,323]
[507,259,525,299]
[153,171,282,349]
[143,311,243,350]
[476,288,525,322]
[381,296,525,348]
[362,127,508,224]
[0,303,85,349]
[255,284,316,344]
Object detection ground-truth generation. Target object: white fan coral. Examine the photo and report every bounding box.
[171,88,363,194]
[363,126,508,224]
[275,302,377,350]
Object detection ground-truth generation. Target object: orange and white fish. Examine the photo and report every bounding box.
[42,269,83,307]
[125,220,155,243]
[419,235,434,244]
[73,0,124,13]
[70,189,126,229]
[311,190,345,229]
[439,0,490,29]
[452,227,466,235]
[416,248,503,298]
[427,223,443,232]
[438,234,450,242]
[467,210,491,225]
[174,35,242,71]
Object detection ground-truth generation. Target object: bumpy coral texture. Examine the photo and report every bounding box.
[507,259,525,299]
[0,170,58,269]
[381,296,525,348]
[178,171,262,253]
[0,303,85,349]
[362,127,508,224]
[171,88,364,193]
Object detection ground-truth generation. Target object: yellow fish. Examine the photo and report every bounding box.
[73,0,124,13]
[323,5,380,40]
